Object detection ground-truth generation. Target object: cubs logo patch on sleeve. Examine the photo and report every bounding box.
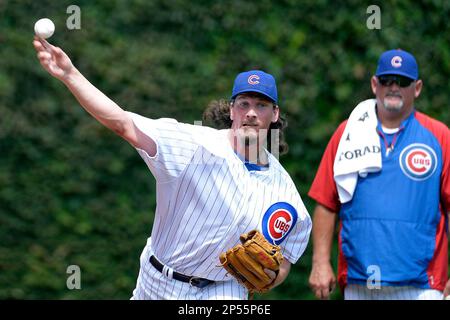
[262,202,298,245]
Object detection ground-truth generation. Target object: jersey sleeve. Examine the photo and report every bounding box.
[308,120,347,213]
[280,188,312,264]
[126,111,200,182]
[438,125,450,213]
[441,131,450,213]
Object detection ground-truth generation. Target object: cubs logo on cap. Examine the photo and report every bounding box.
[262,202,297,245]
[391,56,402,68]
[248,74,260,85]
[231,70,278,103]
[399,143,438,181]
[376,49,419,80]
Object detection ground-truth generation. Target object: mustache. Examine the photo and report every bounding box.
[386,92,402,98]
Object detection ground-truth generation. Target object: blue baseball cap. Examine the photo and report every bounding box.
[375,49,419,80]
[231,70,278,104]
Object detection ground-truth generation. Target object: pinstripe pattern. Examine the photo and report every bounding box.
[344,284,444,300]
[127,113,311,299]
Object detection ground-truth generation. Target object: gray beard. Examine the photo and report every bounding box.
[383,97,404,112]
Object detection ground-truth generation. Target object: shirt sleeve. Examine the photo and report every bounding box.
[126,111,200,183]
[308,120,348,213]
[440,128,450,213]
[280,189,312,264]
[415,112,450,213]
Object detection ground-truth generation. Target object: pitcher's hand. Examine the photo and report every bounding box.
[33,36,74,81]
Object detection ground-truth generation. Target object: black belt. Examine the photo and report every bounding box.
[149,255,214,289]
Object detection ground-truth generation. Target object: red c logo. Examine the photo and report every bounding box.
[268,210,292,240]
[407,150,431,173]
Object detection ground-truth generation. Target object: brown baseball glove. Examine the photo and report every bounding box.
[219,230,283,294]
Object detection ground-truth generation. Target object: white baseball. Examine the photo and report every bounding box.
[34,18,55,39]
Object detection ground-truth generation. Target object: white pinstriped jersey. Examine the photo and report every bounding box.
[128,112,311,282]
